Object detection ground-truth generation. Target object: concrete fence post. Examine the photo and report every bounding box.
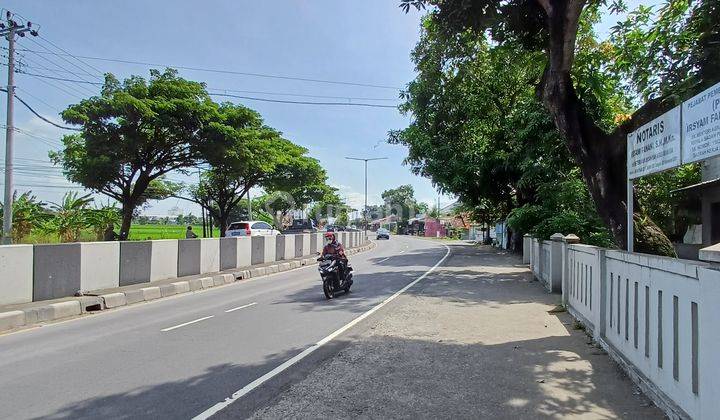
[550,233,564,293]
[522,234,531,264]
[562,234,580,306]
[597,247,608,339]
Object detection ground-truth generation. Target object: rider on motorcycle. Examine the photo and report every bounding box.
[321,231,348,280]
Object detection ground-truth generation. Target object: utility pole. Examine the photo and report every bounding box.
[345,157,387,237]
[1,11,38,244]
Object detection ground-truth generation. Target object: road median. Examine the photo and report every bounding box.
[0,240,375,335]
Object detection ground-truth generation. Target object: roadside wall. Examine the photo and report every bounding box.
[1,231,368,305]
[524,234,720,419]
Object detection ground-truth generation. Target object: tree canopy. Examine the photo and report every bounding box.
[51,69,218,239]
[398,0,718,254]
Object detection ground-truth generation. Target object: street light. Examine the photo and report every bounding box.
[345,156,387,237]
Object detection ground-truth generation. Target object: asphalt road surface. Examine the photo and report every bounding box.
[0,235,448,420]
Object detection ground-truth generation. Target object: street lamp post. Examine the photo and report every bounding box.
[345,157,387,238]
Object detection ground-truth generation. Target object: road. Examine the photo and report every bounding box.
[0,235,448,420]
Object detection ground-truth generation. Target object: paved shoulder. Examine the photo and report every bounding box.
[242,243,663,419]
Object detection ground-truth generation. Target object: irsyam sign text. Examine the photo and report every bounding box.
[627,106,681,179]
[682,81,720,163]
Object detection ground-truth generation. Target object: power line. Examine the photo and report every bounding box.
[209,92,397,108]
[206,88,397,102]
[24,72,86,100]
[8,71,399,108]
[15,56,95,96]
[25,36,102,81]
[14,47,403,90]
[15,45,99,96]
[16,86,64,113]
[0,88,81,131]
[37,34,105,77]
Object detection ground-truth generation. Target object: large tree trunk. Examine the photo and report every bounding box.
[119,201,134,241]
[536,0,675,256]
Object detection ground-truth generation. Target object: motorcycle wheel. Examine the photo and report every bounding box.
[323,279,335,299]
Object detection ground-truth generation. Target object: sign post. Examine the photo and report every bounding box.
[626,106,682,252]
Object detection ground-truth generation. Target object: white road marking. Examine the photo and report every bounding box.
[377,256,391,263]
[192,242,451,420]
[225,302,257,313]
[161,316,214,332]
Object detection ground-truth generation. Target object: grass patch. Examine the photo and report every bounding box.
[19,224,221,244]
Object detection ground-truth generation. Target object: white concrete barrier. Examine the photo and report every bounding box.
[295,234,310,258]
[150,240,178,282]
[276,235,295,260]
[200,238,220,274]
[80,242,120,292]
[0,245,33,305]
[236,236,251,267]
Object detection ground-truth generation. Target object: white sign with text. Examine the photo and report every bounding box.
[682,81,720,163]
[627,106,682,179]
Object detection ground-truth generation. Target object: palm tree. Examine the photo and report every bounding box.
[46,192,94,243]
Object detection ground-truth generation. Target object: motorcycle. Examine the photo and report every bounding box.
[317,254,353,299]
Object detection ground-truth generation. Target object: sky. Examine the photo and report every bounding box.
[0,0,446,217]
[0,0,659,217]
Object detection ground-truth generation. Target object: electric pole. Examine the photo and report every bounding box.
[1,11,38,244]
[345,156,387,237]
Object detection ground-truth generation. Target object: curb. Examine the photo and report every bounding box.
[0,241,375,334]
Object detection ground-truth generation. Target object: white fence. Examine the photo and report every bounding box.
[523,235,720,419]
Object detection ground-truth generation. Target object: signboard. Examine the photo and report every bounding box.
[627,106,682,179]
[682,81,720,164]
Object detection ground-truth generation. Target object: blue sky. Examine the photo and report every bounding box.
[0,0,656,217]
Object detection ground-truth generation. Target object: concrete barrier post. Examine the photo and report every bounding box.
[178,239,201,277]
[276,235,295,260]
[522,234,532,264]
[150,240,178,282]
[120,241,152,286]
[200,238,220,274]
[561,234,580,306]
[550,233,564,293]
[33,243,81,301]
[0,244,33,305]
[699,267,720,417]
[236,237,251,267]
[310,233,322,253]
[80,242,120,292]
[295,234,310,257]
[220,237,238,270]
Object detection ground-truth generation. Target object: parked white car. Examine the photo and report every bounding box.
[226,221,280,237]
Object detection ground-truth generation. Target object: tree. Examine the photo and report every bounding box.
[381,185,424,221]
[51,69,218,240]
[45,192,94,243]
[335,208,349,227]
[399,0,718,255]
[192,102,328,235]
[390,23,580,249]
[86,203,122,241]
[0,191,48,243]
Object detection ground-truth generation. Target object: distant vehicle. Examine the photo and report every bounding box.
[226,221,280,237]
[376,228,390,240]
[324,224,346,232]
[282,219,317,234]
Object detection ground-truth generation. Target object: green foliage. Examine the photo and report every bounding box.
[335,208,349,227]
[86,204,122,241]
[508,173,615,248]
[381,184,423,221]
[635,164,701,241]
[609,0,719,101]
[51,69,219,239]
[45,192,94,243]
[0,192,49,242]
